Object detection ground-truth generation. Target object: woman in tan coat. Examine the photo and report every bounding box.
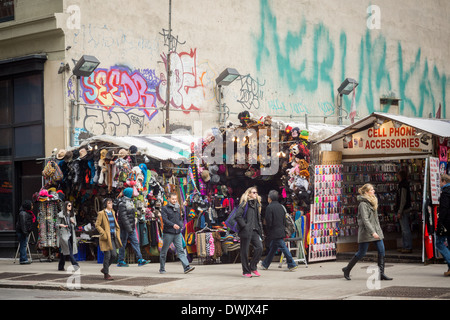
[96,198,122,280]
[342,184,392,281]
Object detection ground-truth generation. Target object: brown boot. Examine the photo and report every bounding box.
[104,273,114,280]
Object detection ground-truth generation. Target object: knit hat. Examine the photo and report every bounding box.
[123,187,133,198]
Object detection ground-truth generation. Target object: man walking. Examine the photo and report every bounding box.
[260,190,298,271]
[159,192,195,274]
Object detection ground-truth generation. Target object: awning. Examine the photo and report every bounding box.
[316,112,450,144]
[79,134,199,161]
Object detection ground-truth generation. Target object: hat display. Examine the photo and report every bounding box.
[56,149,66,160]
[118,149,128,158]
[201,170,210,182]
[100,149,107,160]
[79,148,87,159]
[64,150,73,162]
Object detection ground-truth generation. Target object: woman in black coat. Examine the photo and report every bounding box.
[235,186,264,278]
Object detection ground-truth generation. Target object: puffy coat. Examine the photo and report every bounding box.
[357,195,384,243]
[16,208,33,235]
[117,197,136,234]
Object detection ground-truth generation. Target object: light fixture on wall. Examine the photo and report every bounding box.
[216,68,240,126]
[337,78,359,125]
[72,55,100,77]
[216,68,240,87]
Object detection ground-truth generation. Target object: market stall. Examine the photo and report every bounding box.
[315,112,450,263]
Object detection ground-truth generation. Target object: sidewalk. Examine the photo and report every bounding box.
[1,257,449,300]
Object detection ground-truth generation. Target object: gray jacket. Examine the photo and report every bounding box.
[57,211,78,256]
[357,195,384,243]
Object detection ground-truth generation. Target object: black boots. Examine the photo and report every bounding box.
[343,255,393,281]
[342,256,359,280]
[378,255,393,281]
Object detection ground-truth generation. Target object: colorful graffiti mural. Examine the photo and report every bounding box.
[80,66,160,121]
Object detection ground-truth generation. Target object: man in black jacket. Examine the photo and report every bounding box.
[116,188,149,267]
[159,192,195,274]
[16,200,34,264]
[259,190,298,271]
[438,174,450,276]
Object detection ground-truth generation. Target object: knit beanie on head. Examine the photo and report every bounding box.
[123,188,133,198]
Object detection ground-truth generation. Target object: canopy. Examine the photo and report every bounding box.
[316,112,450,144]
[79,134,199,161]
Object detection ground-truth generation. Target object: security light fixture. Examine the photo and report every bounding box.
[72,55,100,77]
[216,68,240,86]
[337,78,359,95]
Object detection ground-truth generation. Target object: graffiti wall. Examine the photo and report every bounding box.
[62,0,449,145]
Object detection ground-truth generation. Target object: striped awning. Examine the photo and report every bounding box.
[80,134,199,161]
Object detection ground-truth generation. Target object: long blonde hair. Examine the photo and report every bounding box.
[358,183,378,210]
[240,186,262,208]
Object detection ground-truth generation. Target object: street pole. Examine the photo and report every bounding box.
[165,0,172,134]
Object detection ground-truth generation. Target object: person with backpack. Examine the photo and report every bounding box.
[259,190,298,271]
[235,186,264,278]
[437,174,450,277]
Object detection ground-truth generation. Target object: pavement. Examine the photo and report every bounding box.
[1,254,449,301]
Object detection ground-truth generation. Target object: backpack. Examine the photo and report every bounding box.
[224,203,248,233]
[283,205,295,238]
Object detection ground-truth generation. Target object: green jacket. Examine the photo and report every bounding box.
[357,195,384,243]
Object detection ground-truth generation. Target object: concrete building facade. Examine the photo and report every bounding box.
[0,0,448,253]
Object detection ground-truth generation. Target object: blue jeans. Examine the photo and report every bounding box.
[159,233,190,272]
[262,238,297,269]
[118,228,143,261]
[354,240,385,260]
[436,235,450,268]
[17,231,28,263]
[399,212,412,250]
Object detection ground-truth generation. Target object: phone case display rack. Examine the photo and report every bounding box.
[309,165,343,262]
[340,160,424,237]
[37,201,62,248]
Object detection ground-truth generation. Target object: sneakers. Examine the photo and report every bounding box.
[251,270,261,277]
[258,261,268,270]
[117,260,129,267]
[184,266,195,274]
[242,273,252,278]
[138,259,150,266]
[288,265,299,272]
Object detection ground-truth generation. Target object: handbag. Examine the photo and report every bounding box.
[224,203,248,233]
[437,223,448,236]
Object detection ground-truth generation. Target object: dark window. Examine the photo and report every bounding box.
[14,125,43,159]
[14,74,43,124]
[0,79,12,125]
[0,0,14,23]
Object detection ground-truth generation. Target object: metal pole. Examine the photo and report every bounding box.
[165,0,172,134]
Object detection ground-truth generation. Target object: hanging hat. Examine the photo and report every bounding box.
[100,149,108,160]
[64,150,73,162]
[105,150,114,160]
[118,149,128,158]
[56,149,66,160]
[123,187,133,198]
[79,148,87,159]
[129,145,138,155]
[201,170,210,182]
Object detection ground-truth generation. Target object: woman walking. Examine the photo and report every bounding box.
[57,201,79,271]
[235,186,264,278]
[95,198,122,280]
[342,184,392,281]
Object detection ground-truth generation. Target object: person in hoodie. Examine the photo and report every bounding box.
[342,184,392,281]
[16,200,34,264]
[395,170,413,253]
[159,192,195,274]
[437,174,450,277]
[235,186,264,278]
[116,187,150,267]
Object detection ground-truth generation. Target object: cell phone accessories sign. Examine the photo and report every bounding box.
[332,121,433,157]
